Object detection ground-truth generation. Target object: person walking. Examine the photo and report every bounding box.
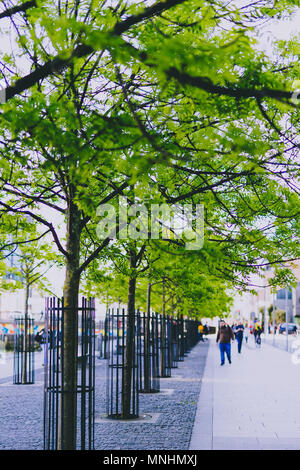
[198,322,205,342]
[244,323,250,344]
[203,323,209,340]
[216,319,235,366]
[35,328,48,366]
[235,320,244,353]
[254,323,263,347]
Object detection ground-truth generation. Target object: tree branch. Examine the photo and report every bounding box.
[78,237,110,275]
[1,0,295,109]
[0,201,68,257]
[0,0,36,19]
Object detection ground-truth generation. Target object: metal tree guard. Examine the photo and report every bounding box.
[106,308,140,419]
[170,317,179,369]
[177,315,185,362]
[43,297,95,450]
[184,319,200,354]
[13,316,35,384]
[190,319,200,348]
[103,316,109,359]
[138,311,160,393]
[159,314,171,378]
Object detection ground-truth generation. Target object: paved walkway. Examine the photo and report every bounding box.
[190,335,300,450]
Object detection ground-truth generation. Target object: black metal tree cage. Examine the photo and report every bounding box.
[185,319,199,352]
[137,311,160,393]
[177,315,185,361]
[170,316,180,369]
[158,314,172,378]
[106,308,140,419]
[13,316,35,385]
[43,297,95,450]
[169,316,199,359]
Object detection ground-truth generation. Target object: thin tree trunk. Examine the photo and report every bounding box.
[122,248,136,418]
[59,198,81,450]
[143,282,151,391]
[160,277,166,377]
[22,282,30,383]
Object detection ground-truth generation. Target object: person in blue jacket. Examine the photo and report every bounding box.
[235,320,245,353]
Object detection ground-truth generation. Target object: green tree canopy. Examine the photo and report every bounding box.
[0,0,300,448]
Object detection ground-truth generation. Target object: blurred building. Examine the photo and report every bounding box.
[232,262,300,324]
[0,289,107,323]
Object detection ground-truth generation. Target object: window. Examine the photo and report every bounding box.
[276,288,292,300]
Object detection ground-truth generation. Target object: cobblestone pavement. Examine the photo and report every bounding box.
[0,341,208,450]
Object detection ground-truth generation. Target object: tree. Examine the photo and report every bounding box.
[83,237,149,417]
[0,217,58,381]
[259,304,287,325]
[140,240,233,318]
[0,0,300,448]
[83,235,233,399]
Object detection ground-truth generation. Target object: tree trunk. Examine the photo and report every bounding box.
[143,282,151,391]
[160,277,166,377]
[59,198,81,450]
[122,248,137,418]
[103,316,108,360]
[22,282,30,383]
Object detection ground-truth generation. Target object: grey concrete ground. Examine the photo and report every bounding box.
[0,341,209,450]
[190,334,300,450]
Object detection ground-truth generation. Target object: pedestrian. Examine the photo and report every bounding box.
[216,319,235,366]
[293,325,297,336]
[235,320,244,353]
[98,331,104,358]
[198,322,205,342]
[35,328,48,366]
[231,322,238,339]
[35,329,43,351]
[203,323,209,340]
[254,323,263,346]
[244,323,250,344]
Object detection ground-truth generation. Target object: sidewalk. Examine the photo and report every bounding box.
[189,336,300,450]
